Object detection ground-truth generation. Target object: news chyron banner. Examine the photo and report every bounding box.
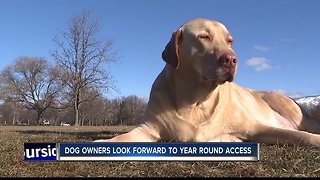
[24,143,57,161]
[24,142,259,161]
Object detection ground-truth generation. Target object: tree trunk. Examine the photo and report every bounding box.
[74,92,80,126]
[12,103,16,125]
[75,103,79,126]
[12,110,16,125]
[37,110,43,125]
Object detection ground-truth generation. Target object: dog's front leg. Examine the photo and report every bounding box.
[249,124,320,148]
[94,124,160,142]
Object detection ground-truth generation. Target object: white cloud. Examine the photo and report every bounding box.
[273,89,304,99]
[280,37,294,43]
[245,57,272,72]
[287,92,304,99]
[253,45,270,52]
[273,89,287,95]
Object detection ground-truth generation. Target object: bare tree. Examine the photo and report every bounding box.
[0,99,14,125]
[103,98,121,126]
[51,10,118,126]
[118,95,147,125]
[43,106,64,126]
[0,56,62,125]
[79,93,105,126]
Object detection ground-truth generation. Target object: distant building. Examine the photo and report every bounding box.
[60,122,70,126]
[43,119,50,126]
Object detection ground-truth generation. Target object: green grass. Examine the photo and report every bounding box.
[0,126,319,177]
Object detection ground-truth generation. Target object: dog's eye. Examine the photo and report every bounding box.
[197,34,212,41]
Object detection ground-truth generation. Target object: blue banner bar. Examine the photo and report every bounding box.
[58,142,259,161]
[24,143,57,161]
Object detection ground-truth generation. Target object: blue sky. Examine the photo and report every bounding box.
[1,0,319,99]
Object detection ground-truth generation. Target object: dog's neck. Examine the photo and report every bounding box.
[166,66,219,108]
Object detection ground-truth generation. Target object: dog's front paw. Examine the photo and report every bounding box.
[93,139,111,142]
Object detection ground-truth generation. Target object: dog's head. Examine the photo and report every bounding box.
[162,18,237,85]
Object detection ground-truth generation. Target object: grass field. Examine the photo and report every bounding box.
[0,126,319,177]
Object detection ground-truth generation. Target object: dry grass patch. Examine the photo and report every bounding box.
[0,126,319,177]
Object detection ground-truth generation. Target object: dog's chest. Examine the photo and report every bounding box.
[178,102,214,127]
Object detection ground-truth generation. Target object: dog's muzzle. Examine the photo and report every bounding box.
[219,52,237,69]
[218,52,237,82]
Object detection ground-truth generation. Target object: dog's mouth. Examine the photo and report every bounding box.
[225,73,234,82]
[217,73,234,84]
[225,69,236,81]
[203,68,235,84]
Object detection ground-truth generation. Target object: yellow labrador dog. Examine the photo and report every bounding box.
[95,18,320,147]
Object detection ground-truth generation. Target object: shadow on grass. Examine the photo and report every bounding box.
[16,130,119,141]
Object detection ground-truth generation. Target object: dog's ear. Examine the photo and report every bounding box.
[162,29,183,69]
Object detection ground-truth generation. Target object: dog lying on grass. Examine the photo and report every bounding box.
[95,18,320,147]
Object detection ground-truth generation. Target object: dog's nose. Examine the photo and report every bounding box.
[220,53,237,68]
